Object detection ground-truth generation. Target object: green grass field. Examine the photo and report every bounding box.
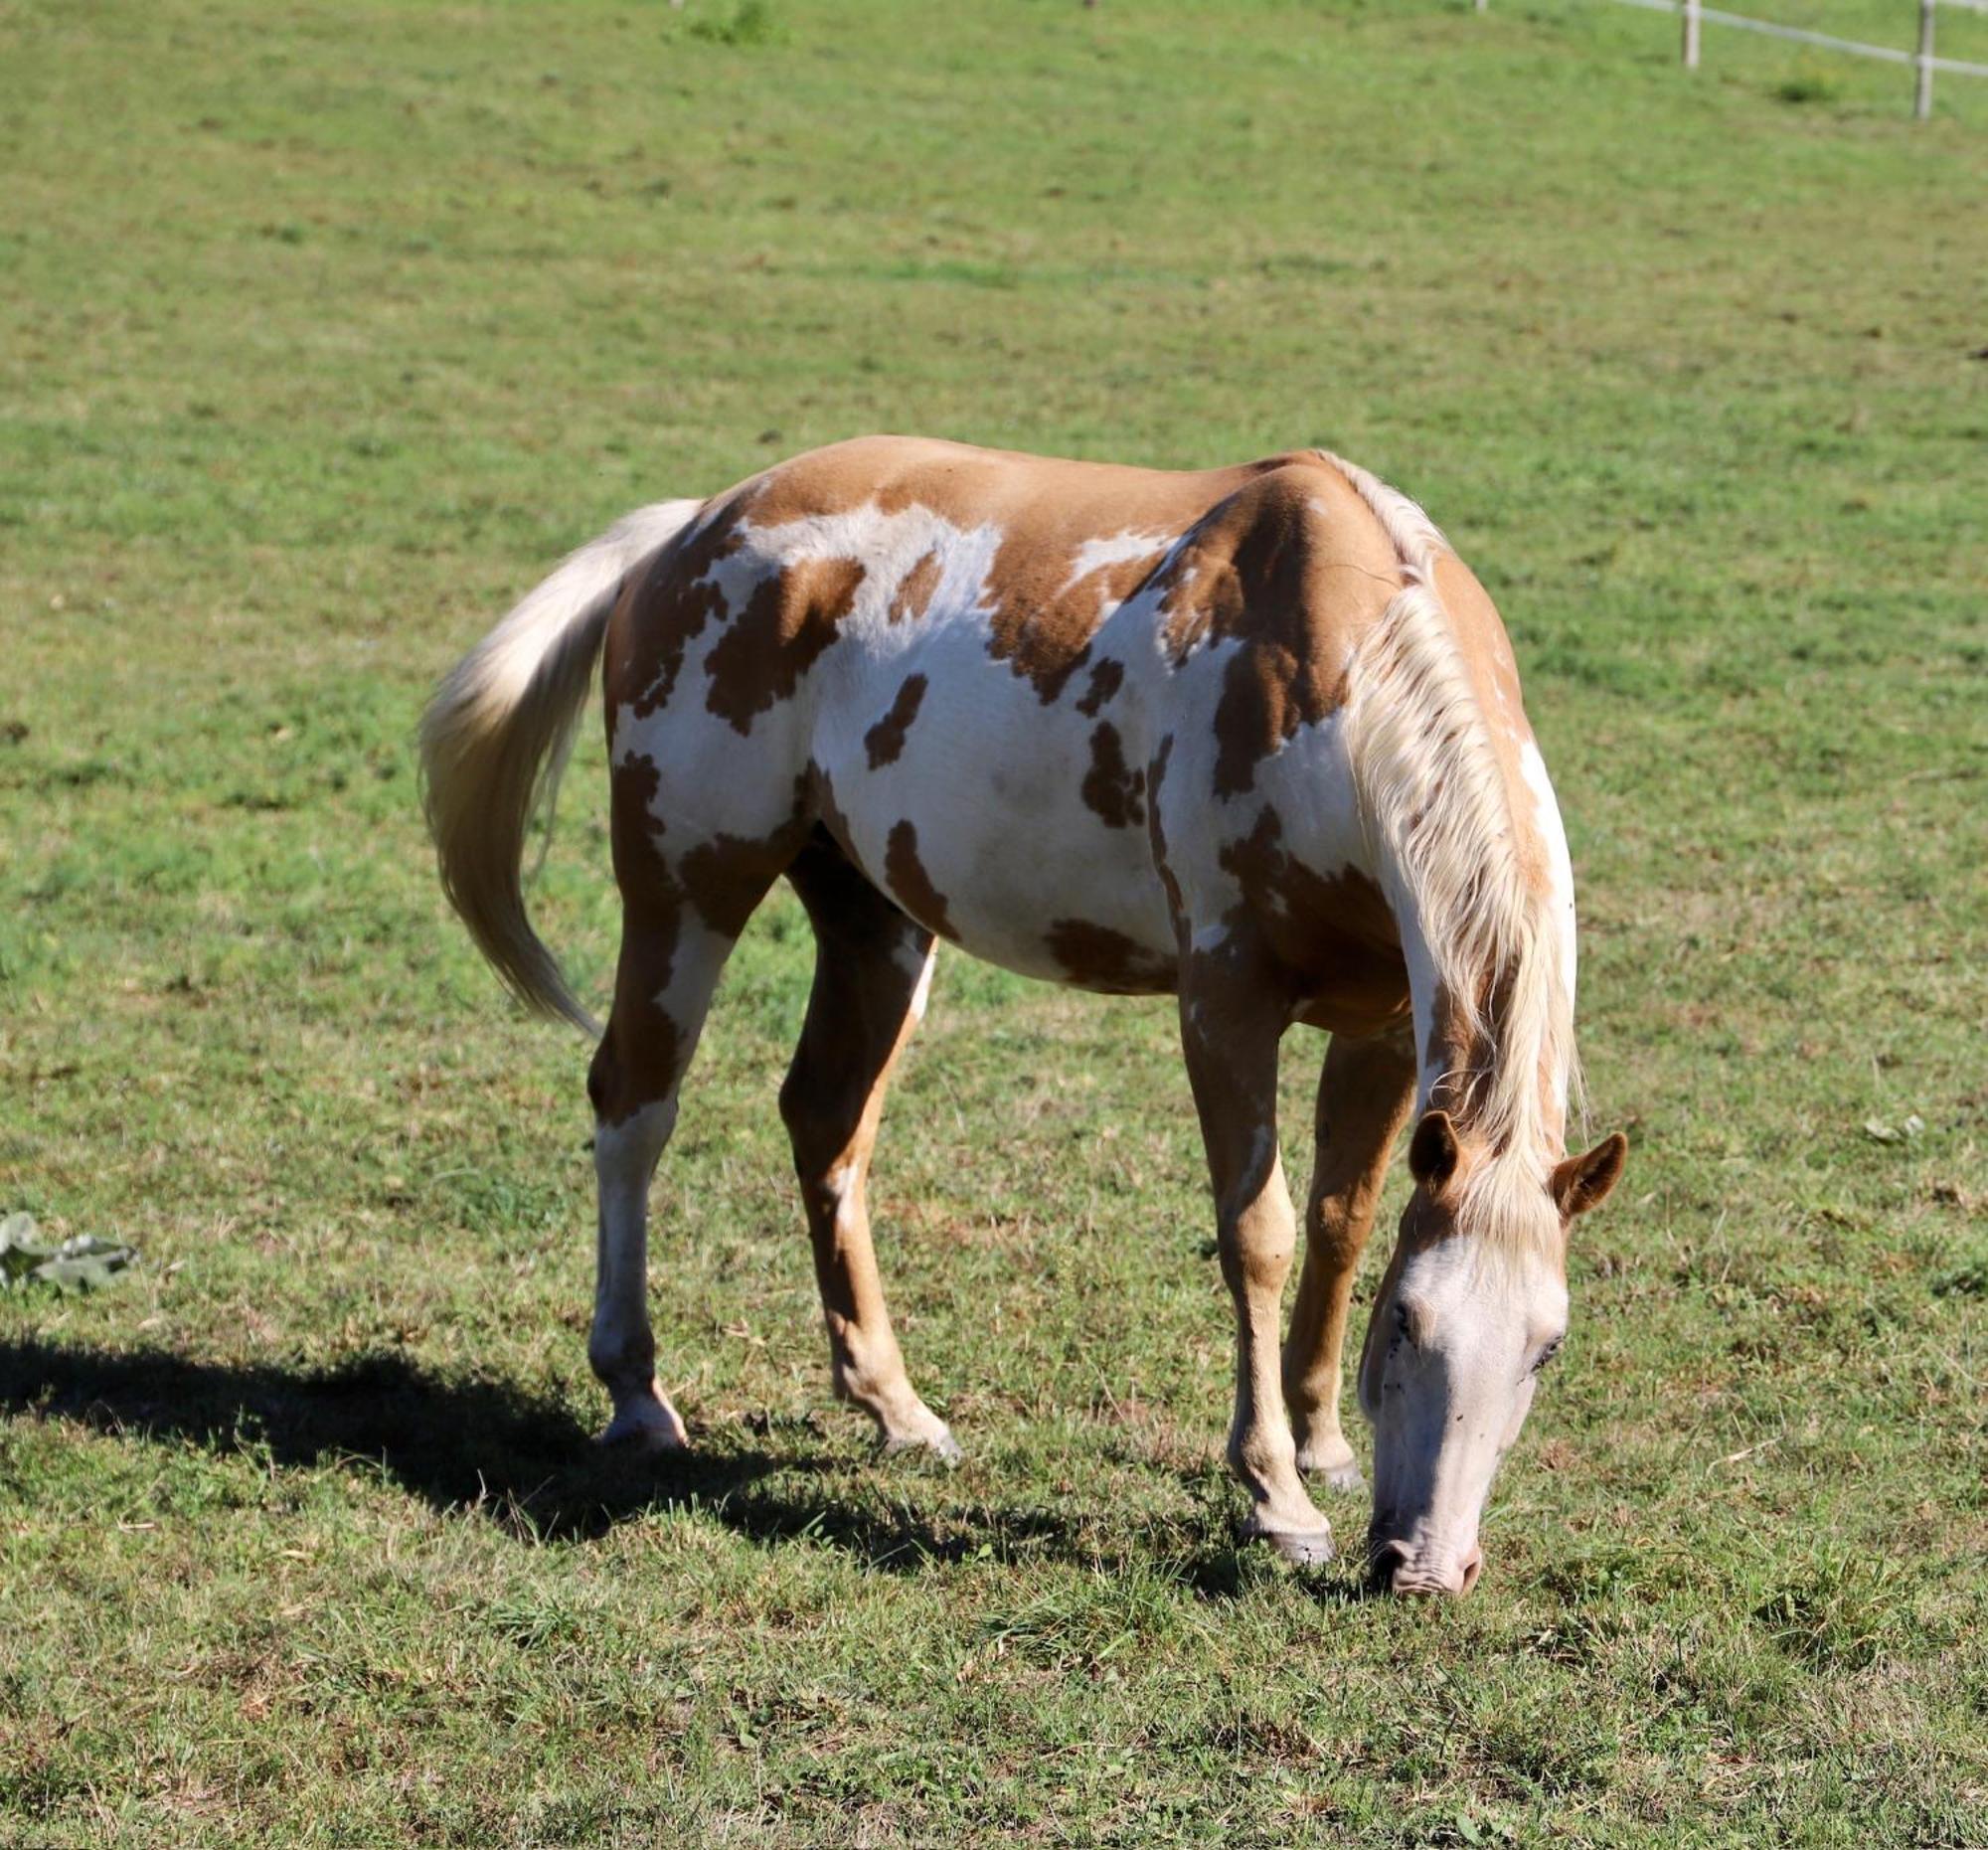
[3,0,1985,1843]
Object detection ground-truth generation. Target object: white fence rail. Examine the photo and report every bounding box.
[1477,0,1988,116]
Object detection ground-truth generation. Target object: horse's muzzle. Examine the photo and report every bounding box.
[1369,1537,1484,1598]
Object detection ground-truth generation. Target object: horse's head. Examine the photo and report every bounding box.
[1358,1110,1626,1596]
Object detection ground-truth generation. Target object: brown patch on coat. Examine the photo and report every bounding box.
[864,673,928,769]
[883,819,956,940]
[1079,722,1145,829]
[607,752,674,916]
[604,516,744,724]
[1218,804,1408,1036]
[703,554,868,735]
[890,549,942,623]
[679,822,808,938]
[981,543,1167,706]
[1429,553,1525,724]
[608,753,666,868]
[1425,979,1469,1076]
[589,972,681,1130]
[1155,465,1400,798]
[1044,919,1175,994]
[1076,657,1124,718]
[1145,735,1186,931]
[594,752,687,1126]
[1421,976,1486,1121]
[1418,965,1529,1132]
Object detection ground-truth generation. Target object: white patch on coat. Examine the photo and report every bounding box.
[907,943,936,1021]
[1060,529,1177,592]
[590,1098,678,1430]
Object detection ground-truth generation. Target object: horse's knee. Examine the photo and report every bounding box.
[1307,1201,1368,1270]
[1220,1198,1296,1299]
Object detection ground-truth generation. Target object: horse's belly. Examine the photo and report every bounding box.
[811,627,1179,993]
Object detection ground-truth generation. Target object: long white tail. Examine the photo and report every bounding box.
[418,499,705,1033]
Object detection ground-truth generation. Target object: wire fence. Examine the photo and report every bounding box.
[1476,0,1988,115]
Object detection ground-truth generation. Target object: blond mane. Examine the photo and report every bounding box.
[1323,454,1577,1247]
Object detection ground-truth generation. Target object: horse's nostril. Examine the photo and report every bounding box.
[1368,1538,1412,1590]
[1458,1549,1484,1596]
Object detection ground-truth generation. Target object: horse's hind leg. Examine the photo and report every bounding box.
[1281,1029,1417,1491]
[780,835,957,1461]
[587,843,787,1450]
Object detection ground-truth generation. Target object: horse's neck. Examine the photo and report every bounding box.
[1390,879,1574,1164]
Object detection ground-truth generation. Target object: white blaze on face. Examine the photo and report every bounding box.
[1359,1228,1568,1595]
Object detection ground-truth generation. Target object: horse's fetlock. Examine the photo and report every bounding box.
[588,1323,656,1391]
[1228,1425,1295,1492]
[828,1354,865,1404]
[829,1333,898,1410]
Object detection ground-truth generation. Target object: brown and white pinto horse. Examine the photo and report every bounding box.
[421,436,1626,1596]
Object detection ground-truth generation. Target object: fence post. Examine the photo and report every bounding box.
[1682,0,1702,70]
[1915,0,1936,118]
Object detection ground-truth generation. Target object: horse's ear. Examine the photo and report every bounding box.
[1553,1132,1628,1220]
[1408,1110,1462,1197]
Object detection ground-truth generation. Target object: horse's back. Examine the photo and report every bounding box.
[602,437,1460,1008]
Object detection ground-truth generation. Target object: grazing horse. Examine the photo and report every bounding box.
[420,436,1626,1596]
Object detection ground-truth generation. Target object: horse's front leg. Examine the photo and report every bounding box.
[1179,946,1334,1565]
[1282,1028,1417,1490]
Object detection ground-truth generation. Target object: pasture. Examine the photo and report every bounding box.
[2,0,1985,1843]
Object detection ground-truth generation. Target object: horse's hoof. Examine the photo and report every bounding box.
[1317,1461,1366,1494]
[1242,1514,1336,1567]
[596,1398,687,1453]
[881,1422,962,1466]
[1295,1440,1366,1494]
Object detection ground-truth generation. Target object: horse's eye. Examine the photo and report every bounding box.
[1393,1301,1412,1346]
[1532,1338,1563,1375]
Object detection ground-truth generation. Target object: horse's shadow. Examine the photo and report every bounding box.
[0,1337,1368,1598]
